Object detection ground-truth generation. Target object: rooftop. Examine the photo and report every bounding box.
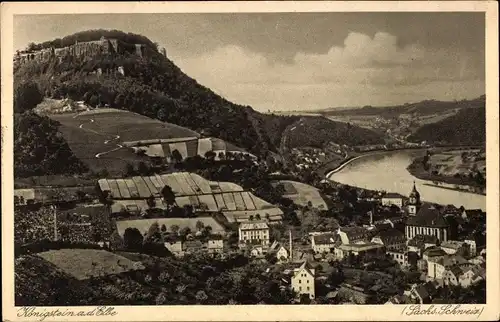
[239,221,269,230]
[406,204,449,228]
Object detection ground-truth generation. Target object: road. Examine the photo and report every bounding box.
[74,113,123,158]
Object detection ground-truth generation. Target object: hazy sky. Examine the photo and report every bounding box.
[14,13,485,111]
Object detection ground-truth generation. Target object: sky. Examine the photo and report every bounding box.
[14,13,485,112]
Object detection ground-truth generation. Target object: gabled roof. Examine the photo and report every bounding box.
[239,221,269,230]
[383,192,404,199]
[423,246,446,257]
[408,234,438,247]
[313,233,337,245]
[407,204,449,228]
[295,261,315,277]
[374,228,405,244]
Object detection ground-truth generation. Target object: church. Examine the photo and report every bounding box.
[405,182,451,243]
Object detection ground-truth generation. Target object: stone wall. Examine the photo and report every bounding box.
[14,36,160,65]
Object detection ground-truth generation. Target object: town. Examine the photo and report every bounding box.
[14,163,486,305]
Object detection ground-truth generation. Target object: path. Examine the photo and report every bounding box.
[73,112,123,159]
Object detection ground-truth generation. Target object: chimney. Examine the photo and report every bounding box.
[289,230,292,261]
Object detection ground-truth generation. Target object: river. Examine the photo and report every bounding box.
[327,150,486,210]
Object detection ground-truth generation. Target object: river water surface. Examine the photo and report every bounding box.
[328,150,486,210]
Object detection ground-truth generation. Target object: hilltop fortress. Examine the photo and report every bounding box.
[14,36,167,65]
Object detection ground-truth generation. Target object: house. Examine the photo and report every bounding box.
[276,246,290,262]
[337,226,372,245]
[406,204,451,242]
[164,241,184,257]
[334,242,385,260]
[440,240,469,256]
[387,249,407,266]
[409,282,438,304]
[459,265,486,288]
[250,245,265,257]
[207,238,224,254]
[427,254,468,280]
[311,233,338,254]
[238,221,270,246]
[468,255,485,266]
[183,240,205,254]
[371,228,406,251]
[337,283,370,304]
[463,239,477,257]
[385,294,414,304]
[381,192,404,208]
[422,246,447,262]
[443,265,465,286]
[291,261,316,299]
[407,234,439,254]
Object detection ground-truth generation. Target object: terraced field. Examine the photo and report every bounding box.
[99,172,283,223]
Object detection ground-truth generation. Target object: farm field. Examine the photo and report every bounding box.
[273,180,329,210]
[99,172,284,221]
[36,249,144,280]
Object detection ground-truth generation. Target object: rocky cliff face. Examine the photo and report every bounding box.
[14,36,166,65]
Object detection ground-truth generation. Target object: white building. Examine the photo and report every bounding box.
[311,233,337,254]
[238,221,270,246]
[381,192,404,208]
[164,241,184,257]
[291,261,316,299]
[276,246,290,262]
[208,238,224,254]
[334,243,385,260]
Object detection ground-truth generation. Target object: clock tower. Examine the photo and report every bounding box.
[408,181,421,216]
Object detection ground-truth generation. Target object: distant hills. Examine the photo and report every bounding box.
[408,106,486,145]
[319,95,486,117]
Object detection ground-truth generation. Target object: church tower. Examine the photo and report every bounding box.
[408,181,421,216]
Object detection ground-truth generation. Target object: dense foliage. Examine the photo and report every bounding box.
[14,111,88,177]
[286,116,385,149]
[408,107,486,145]
[15,252,295,305]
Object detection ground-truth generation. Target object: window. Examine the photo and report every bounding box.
[299,280,301,284]
[299,286,302,291]
[307,287,310,291]
[307,279,309,283]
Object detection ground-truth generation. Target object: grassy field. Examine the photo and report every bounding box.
[273,180,328,210]
[37,249,142,280]
[45,108,201,175]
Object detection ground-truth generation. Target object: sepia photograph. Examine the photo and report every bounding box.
[1,1,499,321]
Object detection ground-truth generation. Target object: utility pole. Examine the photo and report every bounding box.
[52,205,58,241]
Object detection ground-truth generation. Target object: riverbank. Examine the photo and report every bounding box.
[406,157,486,196]
[422,183,486,196]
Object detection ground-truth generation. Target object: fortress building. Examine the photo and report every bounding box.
[14,36,157,65]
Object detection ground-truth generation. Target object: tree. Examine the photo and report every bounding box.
[161,185,176,207]
[138,161,149,175]
[204,150,216,162]
[125,163,135,176]
[145,222,160,243]
[170,225,180,235]
[14,81,44,113]
[123,228,144,251]
[146,195,156,209]
[179,227,191,237]
[196,220,205,231]
[171,149,183,164]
